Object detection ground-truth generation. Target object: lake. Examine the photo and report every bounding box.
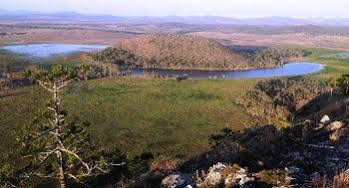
[133,62,324,79]
[0,44,323,79]
[0,44,108,58]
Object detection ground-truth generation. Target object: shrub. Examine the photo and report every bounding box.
[257,169,291,186]
[336,74,349,95]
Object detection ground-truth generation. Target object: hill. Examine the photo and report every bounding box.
[93,34,305,70]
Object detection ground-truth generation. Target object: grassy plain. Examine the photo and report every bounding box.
[0,77,261,160]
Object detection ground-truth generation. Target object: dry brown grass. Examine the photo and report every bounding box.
[311,170,349,188]
[257,169,291,186]
[0,28,137,45]
[332,170,349,188]
[189,31,349,51]
[149,156,182,171]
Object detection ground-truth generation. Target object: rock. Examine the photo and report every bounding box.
[320,115,330,123]
[161,173,195,188]
[204,162,228,186]
[224,167,255,188]
[314,123,325,131]
[326,121,343,131]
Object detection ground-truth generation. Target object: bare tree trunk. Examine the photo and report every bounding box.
[53,82,66,188]
[56,150,65,188]
[330,88,333,97]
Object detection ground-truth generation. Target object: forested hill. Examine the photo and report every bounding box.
[93,34,306,70]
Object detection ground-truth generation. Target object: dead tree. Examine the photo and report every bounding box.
[14,65,125,188]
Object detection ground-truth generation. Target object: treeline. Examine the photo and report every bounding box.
[92,34,306,70]
[242,48,308,68]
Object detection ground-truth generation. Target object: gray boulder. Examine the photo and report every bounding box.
[161,173,196,188]
[320,115,330,123]
[204,162,228,186]
[225,167,255,188]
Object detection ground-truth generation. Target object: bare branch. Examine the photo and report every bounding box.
[38,81,54,93]
[57,80,73,90]
[109,162,127,167]
[34,172,56,178]
[18,149,57,185]
[60,148,90,173]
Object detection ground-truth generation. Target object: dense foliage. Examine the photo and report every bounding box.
[240,78,329,128]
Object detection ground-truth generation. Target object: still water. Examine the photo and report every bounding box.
[132,63,323,79]
[0,44,107,57]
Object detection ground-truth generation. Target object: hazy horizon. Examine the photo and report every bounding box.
[2,0,348,18]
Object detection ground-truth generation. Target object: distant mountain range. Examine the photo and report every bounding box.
[1,10,349,26]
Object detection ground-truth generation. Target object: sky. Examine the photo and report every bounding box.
[2,0,348,18]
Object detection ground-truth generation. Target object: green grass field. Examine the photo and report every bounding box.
[304,49,349,80]
[0,77,261,160]
[1,48,349,161]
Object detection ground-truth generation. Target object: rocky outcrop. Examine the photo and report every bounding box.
[202,162,228,186]
[326,121,343,131]
[161,173,196,188]
[224,167,255,188]
[159,115,349,188]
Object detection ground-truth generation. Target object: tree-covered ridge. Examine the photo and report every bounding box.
[92,34,306,70]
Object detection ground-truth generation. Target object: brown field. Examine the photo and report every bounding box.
[2,23,349,51]
[0,28,138,45]
[189,31,349,50]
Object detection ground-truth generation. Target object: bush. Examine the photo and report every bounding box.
[336,74,349,95]
[257,169,291,186]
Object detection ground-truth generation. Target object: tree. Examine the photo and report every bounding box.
[1,65,125,187]
[336,74,349,96]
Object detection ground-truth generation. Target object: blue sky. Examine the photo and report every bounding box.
[2,0,348,18]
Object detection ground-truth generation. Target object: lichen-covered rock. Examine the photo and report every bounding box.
[203,162,228,186]
[161,173,196,188]
[320,115,330,123]
[224,167,255,188]
[326,121,343,131]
